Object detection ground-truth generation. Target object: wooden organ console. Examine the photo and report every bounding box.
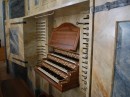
[35,23,80,92]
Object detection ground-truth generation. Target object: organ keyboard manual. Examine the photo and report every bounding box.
[35,23,80,92]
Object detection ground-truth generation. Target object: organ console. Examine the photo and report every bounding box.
[35,23,80,92]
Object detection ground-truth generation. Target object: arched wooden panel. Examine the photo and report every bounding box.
[49,23,80,51]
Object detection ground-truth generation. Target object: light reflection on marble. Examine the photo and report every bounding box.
[112,22,130,97]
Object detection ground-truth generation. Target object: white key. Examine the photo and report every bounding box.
[38,67,59,83]
[45,60,68,73]
[51,53,76,64]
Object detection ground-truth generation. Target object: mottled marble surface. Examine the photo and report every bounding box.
[23,17,37,67]
[41,14,86,97]
[91,5,130,97]
[6,18,37,67]
[51,87,85,97]
[9,0,25,18]
[6,18,25,67]
[0,0,4,46]
[112,22,130,97]
[10,27,19,55]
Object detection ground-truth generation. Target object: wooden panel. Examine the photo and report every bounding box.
[0,47,5,61]
[49,23,80,51]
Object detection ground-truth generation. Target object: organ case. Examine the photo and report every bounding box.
[35,23,80,92]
